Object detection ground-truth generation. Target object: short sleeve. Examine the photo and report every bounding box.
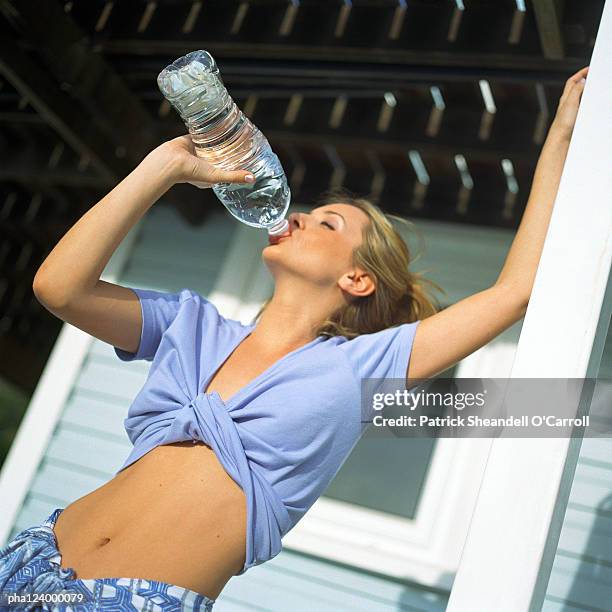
[114,287,196,362]
[339,321,421,382]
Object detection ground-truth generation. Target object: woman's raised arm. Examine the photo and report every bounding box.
[32,135,254,352]
[33,135,254,306]
[407,67,589,382]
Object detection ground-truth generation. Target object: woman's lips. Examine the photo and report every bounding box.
[268,229,292,245]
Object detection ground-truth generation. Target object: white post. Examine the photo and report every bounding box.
[446,1,612,610]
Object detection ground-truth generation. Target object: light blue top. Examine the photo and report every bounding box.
[114,287,420,575]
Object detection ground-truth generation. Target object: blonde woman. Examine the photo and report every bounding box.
[0,67,587,610]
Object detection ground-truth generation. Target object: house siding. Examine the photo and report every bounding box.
[542,324,612,611]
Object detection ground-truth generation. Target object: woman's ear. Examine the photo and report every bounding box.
[338,268,376,298]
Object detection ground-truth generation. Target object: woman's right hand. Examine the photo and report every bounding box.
[151,134,255,189]
[549,66,589,141]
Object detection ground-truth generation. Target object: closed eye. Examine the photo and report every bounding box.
[321,221,335,230]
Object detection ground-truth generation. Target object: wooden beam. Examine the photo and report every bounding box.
[533,0,565,60]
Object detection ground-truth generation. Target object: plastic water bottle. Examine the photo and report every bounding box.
[157,50,290,236]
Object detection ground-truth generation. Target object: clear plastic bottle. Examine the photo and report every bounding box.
[157,50,290,236]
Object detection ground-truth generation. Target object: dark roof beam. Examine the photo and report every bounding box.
[2,0,160,164]
[264,131,540,167]
[112,57,579,89]
[407,149,429,212]
[334,0,351,39]
[0,37,120,183]
[508,0,527,45]
[533,0,565,59]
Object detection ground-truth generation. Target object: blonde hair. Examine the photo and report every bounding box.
[255,189,445,339]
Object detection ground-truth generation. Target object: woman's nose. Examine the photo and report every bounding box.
[288,212,303,231]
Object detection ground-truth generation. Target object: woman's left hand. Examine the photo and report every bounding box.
[550,66,589,140]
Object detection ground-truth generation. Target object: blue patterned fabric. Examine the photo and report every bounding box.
[0,508,215,611]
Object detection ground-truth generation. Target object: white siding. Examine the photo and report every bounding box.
[543,325,612,611]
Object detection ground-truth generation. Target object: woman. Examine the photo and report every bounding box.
[0,66,587,611]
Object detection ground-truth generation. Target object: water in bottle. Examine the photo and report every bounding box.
[157,50,290,235]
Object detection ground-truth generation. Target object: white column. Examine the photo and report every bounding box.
[446,1,612,610]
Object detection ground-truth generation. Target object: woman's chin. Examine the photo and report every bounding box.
[262,244,282,264]
[262,243,278,255]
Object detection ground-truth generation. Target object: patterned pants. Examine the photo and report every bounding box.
[0,508,215,611]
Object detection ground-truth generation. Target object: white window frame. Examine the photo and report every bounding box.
[447,2,612,608]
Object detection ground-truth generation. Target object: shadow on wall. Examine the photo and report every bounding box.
[397,571,454,611]
[560,492,612,610]
[0,376,29,470]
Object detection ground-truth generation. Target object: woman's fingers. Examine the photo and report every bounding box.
[167,134,256,185]
[190,159,255,185]
[566,66,589,88]
[231,170,256,184]
[559,66,589,105]
[551,67,588,137]
[208,168,256,184]
[570,66,589,82]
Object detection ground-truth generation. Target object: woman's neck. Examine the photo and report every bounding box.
[250,284,340,352]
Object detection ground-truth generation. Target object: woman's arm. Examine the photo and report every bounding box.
[406,67,589,381]
[32,135,254,353]
[33,135,254,306]
[34,149,173,307]
[495,66,588,298]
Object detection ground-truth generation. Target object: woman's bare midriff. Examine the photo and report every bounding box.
[52,440,247,601]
